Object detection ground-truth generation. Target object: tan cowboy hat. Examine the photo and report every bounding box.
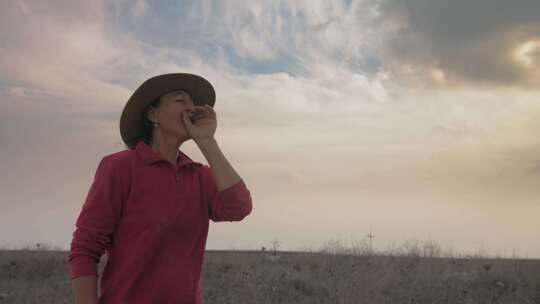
[120,73,216,148]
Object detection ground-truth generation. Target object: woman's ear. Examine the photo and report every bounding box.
[146,106,158,124]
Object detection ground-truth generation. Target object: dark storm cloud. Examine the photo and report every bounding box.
[379,0,540,87]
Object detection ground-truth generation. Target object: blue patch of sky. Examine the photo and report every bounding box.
[102,1,383,77]
[103,1,204,49]
[220,43,308,76]
[103,1,308,76]
[221,1,310,76]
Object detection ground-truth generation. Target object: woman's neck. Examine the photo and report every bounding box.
[149,134,184,167]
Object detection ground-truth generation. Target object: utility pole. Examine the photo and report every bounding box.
[367,224,375,254]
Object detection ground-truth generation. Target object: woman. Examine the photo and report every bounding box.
[68,73,253,304]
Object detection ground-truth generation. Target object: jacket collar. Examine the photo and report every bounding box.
[135,140,203,168]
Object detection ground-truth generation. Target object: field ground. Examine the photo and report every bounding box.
[1,242,539,303]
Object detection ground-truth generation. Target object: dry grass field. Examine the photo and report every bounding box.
[0,240,539,303]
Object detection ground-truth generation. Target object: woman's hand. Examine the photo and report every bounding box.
[181,104,217,142]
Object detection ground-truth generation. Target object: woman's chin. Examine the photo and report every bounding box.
[177,130,191,141]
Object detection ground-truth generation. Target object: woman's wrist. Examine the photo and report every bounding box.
[194,136,217,146]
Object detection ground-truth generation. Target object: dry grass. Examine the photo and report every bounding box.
[1,240,539,303]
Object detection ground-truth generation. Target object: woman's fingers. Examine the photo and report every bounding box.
[202,104,216,118]
[192,105,213,118]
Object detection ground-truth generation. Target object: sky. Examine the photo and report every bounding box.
[1,0,540,258]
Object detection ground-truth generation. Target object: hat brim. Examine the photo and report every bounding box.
[120,73,216,147]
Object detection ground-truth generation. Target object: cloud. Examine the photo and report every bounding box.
[2,0,539,200]
[131,0,149,18]
[378,0,540,88]
[2,0,540,256]
[111,0,391,79]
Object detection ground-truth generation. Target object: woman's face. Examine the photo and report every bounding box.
[148,90,195,140]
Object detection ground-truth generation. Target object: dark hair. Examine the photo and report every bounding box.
[124,95,162,150]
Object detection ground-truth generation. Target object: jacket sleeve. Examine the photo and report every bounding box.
[68,156,127,280]
[201,165,253,222]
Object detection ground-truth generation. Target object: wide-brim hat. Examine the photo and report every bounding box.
[120,73,216,148]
